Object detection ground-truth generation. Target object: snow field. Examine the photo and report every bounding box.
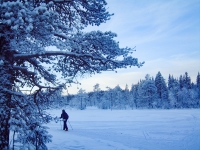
[46,107,200,150]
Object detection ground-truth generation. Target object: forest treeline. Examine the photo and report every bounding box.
[48,72,200,109]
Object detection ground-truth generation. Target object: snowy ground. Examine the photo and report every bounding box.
[46,107,200,150]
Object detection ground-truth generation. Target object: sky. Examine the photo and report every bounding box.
[66,0,200,94]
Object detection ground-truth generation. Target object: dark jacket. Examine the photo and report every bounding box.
[61,110,69,120]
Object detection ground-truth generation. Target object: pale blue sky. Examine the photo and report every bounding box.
[66,0,200,94]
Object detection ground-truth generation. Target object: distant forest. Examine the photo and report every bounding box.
[46,72,200,109]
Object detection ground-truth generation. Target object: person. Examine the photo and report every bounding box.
[60,109,69,131]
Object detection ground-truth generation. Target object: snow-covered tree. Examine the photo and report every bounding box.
[70,88,87,110]
[86,91,94,106]
[106,87,115,110]
[130,83,139,109]
[38,88,64,109]
[112,85,125,109]
[168,74,174,90]
[177,87,190,108]
[138,74,157,108]
[182,72,191,89]
[98,91,110,109]
[9,94,52,150]
[0,0,144,149]
[179,75,184,89]
[197,72,200,88]
[92,83,101,106]
[123,84,131,109]
[188,88,199,108]
[168,78,179,108]
[155,71,169,108]
[196,72,200,100]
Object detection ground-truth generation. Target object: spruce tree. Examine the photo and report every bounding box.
[179,75,184,89]
[196,72,200,100]
[182,72,191,89]
[169,78,180,108]
[112,85,124,109]
[138,74,157,108]
[93,84,101,106]
[168,74,174,90]
[124,84,130,109]
[197,72,200,88]
[130,83,139,109]
[155,71,168,107]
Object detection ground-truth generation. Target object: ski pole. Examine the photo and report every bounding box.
[68,120,73,130]
[60,119,62,130]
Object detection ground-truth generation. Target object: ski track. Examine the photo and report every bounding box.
[46,108,200,150]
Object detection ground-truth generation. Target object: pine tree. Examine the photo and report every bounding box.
[188,88,199,108]
[155,72,168,108]
[123,84,130,109]
[179,75,184,89]
[69,89,86,109]
[93,84,101,106]
[130,83,139,109]
[112,85,125,109]
[196,72,200,100]
[87,92,94,106]
[106,87,115,110]
[74,89,87,110]
[8,92,52,149]
[197,72,200,88]
[98,91,110,109]
[168,78,180,108]
[168,74,174,90]
[182,72,191,89]
[177,87,190,108]
[138,74,157,108]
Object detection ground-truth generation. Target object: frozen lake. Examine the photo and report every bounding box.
[47,107,200,150]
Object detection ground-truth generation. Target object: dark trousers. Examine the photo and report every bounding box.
[63,120,68,131]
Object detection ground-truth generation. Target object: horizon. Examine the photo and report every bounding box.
[63,71,199,95]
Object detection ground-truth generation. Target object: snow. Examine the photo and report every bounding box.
[46,107,200,150]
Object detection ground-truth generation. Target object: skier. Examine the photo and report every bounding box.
[60,109,69,131]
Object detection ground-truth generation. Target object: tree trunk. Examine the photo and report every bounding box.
[0,63,13,150]
[0,91,11,150]
[0,108,10,150]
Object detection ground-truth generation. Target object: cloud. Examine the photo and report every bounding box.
[87,0,200,46]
